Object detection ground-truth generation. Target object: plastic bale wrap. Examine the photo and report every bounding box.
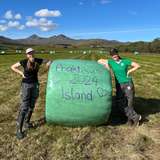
[45,59,112,126]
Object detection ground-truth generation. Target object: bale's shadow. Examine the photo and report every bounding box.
[108,96,160,126]
[32,97,160,127]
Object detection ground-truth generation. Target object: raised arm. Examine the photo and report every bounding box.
[127,62,140,76]
[97,59,110,71]
[11,62,25,78]
[42,59,52,68]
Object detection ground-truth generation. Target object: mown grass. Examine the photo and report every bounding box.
[0,52,160,160]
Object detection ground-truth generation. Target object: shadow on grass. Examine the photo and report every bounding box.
[32,97,160,127]
[32,117,46,129]
[108,96,160,126]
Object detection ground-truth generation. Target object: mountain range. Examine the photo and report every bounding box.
[0,34,125,47]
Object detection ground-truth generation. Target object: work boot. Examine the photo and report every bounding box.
[16,129,25,140]
[16,112,26,140]
[24,110,34,130]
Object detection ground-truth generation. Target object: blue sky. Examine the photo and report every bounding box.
[0,0,160,42]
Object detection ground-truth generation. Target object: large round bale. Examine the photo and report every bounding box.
[45,59,112,126]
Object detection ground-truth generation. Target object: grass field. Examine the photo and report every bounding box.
[0,52,160,160]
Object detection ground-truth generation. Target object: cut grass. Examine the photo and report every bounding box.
[0,52,160,160]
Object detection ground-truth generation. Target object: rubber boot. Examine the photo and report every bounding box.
[24,110,34,129]
[16,112,25,140]
[126,118,133,126]
[133,115,142,126]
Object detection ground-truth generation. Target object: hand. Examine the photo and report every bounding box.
[127,70,131,77]
[97,59,107,65]
[22,73,26,78]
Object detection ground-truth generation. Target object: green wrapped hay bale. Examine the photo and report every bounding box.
[45,59,112,126]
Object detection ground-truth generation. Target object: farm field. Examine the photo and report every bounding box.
[0,52,160,160]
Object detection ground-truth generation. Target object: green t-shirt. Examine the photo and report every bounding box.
[108,58,132,84]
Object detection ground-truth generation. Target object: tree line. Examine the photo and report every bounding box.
[117,38,160,54]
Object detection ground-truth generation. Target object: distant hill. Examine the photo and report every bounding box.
[0,34,125,47]
[0,36,17,45]
[2,34,159,53]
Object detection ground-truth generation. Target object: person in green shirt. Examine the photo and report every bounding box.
[98,48,141,126]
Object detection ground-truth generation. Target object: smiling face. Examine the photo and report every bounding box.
[26,51,34,61]
[111,54,120,61]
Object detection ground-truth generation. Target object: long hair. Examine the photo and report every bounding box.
[27,59,39,71]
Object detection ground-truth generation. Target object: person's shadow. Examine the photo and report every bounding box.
[108,96,160,126]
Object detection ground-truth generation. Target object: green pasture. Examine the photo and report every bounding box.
[0,52,160,160]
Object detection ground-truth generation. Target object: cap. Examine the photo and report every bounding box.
[110,48,119,56]
[26,48,34,54]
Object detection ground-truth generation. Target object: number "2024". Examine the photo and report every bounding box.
[69,74,98,86]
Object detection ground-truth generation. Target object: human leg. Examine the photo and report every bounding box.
[24,83,39,129]
[123,82,141,126]
[17,83,31,139]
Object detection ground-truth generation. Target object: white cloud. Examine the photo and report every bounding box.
[4,10,22,20]
[39,18,47,23]
[35,9,61,17]
[4,10,13,19]
[15,13,22,19]
[0,24,8,31]
[100,0,112,4]
[18,25,25,30]
[7,21,25,30]
[26,17,57,31]
[26,18,39,27]
[0,20,25,31]
[8,21,20,27]
[1,9,60,32]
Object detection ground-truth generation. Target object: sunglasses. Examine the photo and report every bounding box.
[27,51,34,55]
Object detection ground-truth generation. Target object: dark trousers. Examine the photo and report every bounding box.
[17,82,39,124]
[116,81,139,121]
